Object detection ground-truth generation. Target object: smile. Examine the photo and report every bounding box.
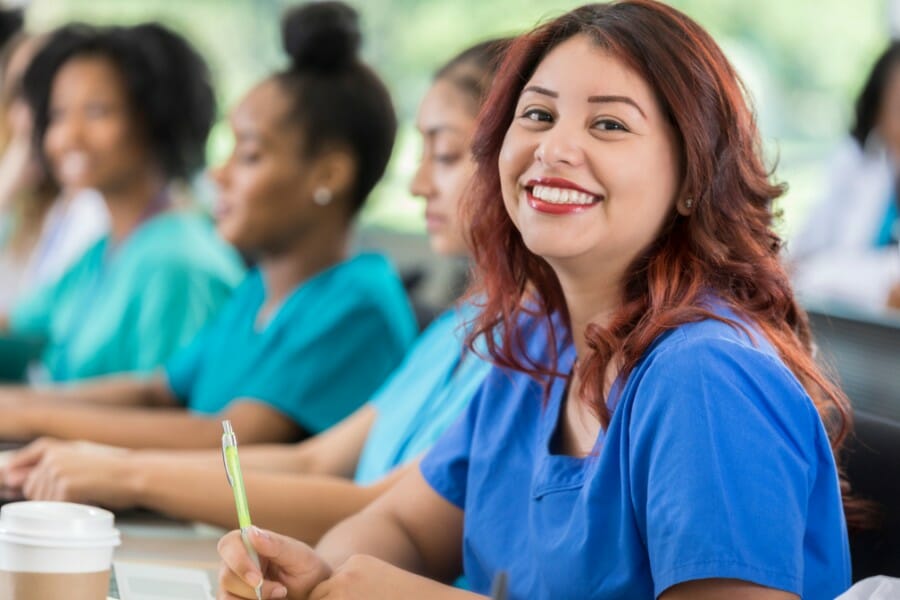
[524,177,603,215]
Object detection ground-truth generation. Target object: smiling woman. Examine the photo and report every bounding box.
[2,22,244,381]
[211,2,858,600]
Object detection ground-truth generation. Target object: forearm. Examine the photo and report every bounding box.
[1,375,175,408]
[316,511,430,576]
[133,456,387,542]
[9,406,227,449]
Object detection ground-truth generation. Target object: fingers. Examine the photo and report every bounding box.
[6,437,55,473]
[218,530,266,592]
[218,562,287,599]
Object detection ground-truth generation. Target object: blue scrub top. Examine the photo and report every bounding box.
[354,303,491,484]
[421,305,850,599]
[165,253,417,434]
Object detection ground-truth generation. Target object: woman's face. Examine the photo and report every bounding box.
[410,78,478,257]
[878,63,900,163]
[212,79,326,254]
[499,34,681,283]
[43,56,151,195]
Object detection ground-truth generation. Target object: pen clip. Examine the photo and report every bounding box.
[221,420,235,488]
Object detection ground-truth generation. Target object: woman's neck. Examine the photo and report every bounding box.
[258,221,351,309]
[102,169,169,242]
[553,263,623,362]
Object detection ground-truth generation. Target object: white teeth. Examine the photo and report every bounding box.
[59,152,89,181]
[531,184,598,205]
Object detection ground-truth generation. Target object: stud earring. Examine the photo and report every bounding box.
[313,187,332,206]
[684,197,694,210]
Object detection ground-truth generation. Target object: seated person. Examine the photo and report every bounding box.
[218,3,855,599]
[0,22,244,380]
[0,6,416,448]
[790,41,900,311]
[0,33,108,314]
[0,32,508,545]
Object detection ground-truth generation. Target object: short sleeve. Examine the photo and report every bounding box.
[164,324,211,405]
[8,269,67,337]
[419,376,485,509]
[234,301,406,434]
[126,261,233,373]
[628,337,818,597]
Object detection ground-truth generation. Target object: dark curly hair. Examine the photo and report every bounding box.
[22,22,215,181]
[851,40,900,149]
[275,1,396,215]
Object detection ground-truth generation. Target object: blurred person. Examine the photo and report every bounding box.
[0,22,244,380]
[0,3,417,449]
[216,2,856,599]
[790,41,900,311]
[1,37,508,543]
[0,32,107,313]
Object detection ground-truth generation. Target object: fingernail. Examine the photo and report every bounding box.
[272,586,288,599]
[252,526,270,539]
[245,571,262,587]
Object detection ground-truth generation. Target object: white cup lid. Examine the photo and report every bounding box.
[0,501,120,548]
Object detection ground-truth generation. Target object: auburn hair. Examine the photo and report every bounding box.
[463,0,863,524]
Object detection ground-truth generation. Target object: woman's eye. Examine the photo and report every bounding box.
[237,150,261,164]
[85,104,112,118]
[434,153,461,165]
[520,108,553,123]
[594,119,628,132]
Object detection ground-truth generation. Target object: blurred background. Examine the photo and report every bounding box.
[22,0,893,239]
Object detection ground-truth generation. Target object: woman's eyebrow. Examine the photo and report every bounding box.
[588,95,646,119]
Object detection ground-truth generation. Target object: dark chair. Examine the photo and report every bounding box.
[807,305,900,580]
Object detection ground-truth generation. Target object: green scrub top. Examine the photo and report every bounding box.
[165,254,418,434]
[9,211,244,381]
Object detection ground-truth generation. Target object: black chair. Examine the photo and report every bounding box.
[807,305,900,580]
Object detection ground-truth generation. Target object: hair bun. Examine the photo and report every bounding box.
[282,1,361,73]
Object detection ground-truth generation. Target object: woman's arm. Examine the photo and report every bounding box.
[0,399,299,448]
[316,467,464,582]
[0,375,177,408]
[14,442,411,543]
[140,403,378,474]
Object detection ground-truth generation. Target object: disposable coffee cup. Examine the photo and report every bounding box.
[0,501,121,599]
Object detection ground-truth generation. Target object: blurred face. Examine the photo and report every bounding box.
[212,79,324,254]
[499,35,681,282]
[878,64,900,164]
[410,78,477,256]
[44,56,151,195]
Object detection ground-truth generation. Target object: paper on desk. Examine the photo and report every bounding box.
[112,562,213,600]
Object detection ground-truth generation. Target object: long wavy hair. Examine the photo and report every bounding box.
[464,0,862,524]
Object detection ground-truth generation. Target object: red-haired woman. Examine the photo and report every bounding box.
[217,2,853,599]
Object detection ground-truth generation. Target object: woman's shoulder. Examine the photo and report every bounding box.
[625,308,817,427]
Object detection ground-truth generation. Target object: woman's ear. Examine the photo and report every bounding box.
[676,196,695,216]
[312,149,357,204]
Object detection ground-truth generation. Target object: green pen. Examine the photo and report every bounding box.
[222,419,263,600]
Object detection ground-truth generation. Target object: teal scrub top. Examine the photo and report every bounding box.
[165,253,418,435]
[9,211,244,381]
[354,303,491,484]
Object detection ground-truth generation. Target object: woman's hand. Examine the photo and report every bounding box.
[218,527,332,599]
[5,439,134,509]
[308,554,467,600]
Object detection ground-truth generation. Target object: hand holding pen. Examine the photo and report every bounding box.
[219,420,332,599]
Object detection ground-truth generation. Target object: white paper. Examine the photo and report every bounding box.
[111,561,213,600]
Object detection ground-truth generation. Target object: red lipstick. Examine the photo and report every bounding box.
[523,177,602,215]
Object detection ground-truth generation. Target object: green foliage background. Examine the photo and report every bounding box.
[26,0,890,238]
